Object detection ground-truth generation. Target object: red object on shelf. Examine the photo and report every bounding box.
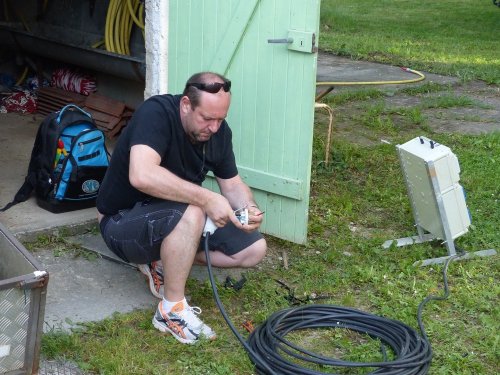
[51,68,97,96]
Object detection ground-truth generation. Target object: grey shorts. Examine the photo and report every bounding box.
[99,198,263,264]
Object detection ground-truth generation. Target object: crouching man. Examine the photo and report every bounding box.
[96,72,266,344]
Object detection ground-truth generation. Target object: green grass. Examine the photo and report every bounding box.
[357,93,485,130]
[26,233,98,260]
[322,88,387,106]
[320,0,500,84]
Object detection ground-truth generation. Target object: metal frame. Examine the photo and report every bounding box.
[0,223,49,375]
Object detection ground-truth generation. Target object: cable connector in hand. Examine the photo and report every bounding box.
[203,216,217,236]
[234,207,249,225]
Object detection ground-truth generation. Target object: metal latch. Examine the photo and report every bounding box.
[267,38,293,44]
[268,30,316,53]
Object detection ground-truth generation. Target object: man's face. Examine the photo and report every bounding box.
[180,90,231,143]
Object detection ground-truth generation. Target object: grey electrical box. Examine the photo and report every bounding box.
[397,136,471,241]
[383,136,496,266]
[0,223,49,375]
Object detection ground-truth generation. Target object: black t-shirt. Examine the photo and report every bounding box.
[96,94,237,215]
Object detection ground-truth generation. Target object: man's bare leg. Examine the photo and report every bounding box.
[153,205,217,343]
[194,238,266,268]
[161,205,204,301]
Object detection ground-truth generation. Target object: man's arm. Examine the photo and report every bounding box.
[129,144,241,227]
[217,174,264,232]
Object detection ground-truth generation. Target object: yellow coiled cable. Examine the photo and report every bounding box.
[103,0,144,56]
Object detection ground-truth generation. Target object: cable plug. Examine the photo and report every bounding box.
[203,216,217,236]
[235,208,249,225]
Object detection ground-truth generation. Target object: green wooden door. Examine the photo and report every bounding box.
[168,0,320,244]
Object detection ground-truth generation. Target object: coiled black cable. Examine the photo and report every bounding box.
[247,305,431,374]
[204,233,458,375]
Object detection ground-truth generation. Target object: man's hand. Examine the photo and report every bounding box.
[241,205,264,233]
[203,191,243,229]
[215,175,265,232]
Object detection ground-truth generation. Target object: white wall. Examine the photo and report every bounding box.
[144,0,169,98]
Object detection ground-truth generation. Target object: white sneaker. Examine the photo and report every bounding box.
[138,261,164,299]
[152,300,216,344]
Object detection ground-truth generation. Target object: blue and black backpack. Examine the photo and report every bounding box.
[1,104,109,213]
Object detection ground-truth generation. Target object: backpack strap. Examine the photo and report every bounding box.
[0,172,36,212]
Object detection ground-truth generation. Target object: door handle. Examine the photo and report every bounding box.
[267,38,293,44]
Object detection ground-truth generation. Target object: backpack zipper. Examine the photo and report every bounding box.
[68,129,102,152]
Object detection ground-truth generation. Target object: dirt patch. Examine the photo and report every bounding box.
[426,81,500,134]
[319,80,499,146]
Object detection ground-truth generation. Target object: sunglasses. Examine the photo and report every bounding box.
[185,81,231,93]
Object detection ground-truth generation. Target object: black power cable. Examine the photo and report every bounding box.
[204,233,458,375]
[203,234,277,375]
